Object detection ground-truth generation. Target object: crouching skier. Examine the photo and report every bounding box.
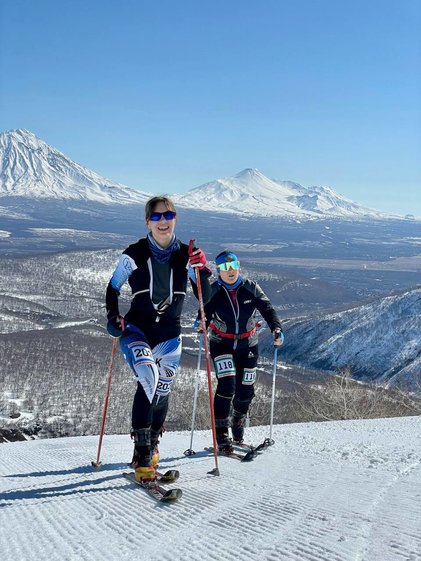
[203,250,283,453]
[105,196,211,482]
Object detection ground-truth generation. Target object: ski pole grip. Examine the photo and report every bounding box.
[189,239,197,254]
[273,329,283,347]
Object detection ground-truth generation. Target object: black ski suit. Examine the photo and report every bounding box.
[203,278,282,443]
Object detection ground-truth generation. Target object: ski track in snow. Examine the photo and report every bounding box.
[1,419,421,561]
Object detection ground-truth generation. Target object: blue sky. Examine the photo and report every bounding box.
[1,0,420,215]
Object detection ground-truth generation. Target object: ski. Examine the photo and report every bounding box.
[155,469,180,483]
[253,439,274,453]
[123,472,182,502]
[204,446,255,462]
[232,441,255,452]
[126,464,180,483]
[232,439,273,455]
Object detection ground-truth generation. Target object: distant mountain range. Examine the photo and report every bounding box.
[0,128,403,220]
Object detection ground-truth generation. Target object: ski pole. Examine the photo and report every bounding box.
[92,336,117,469]
[189,239,220,476]
[184,332,203,456]
[265,332,281,447]
[268,346,278,444]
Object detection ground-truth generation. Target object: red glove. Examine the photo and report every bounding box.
[189,247,207,269]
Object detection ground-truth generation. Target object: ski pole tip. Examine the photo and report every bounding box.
[207,467,220,476]
[91,460,103,470]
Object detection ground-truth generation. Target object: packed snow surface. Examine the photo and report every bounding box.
[1,418,420,561]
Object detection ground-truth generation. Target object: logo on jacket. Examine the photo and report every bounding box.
[243,299,252,304]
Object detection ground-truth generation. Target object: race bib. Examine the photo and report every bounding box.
[156,370,176,396]
[242,368,256,385]
[130,342,154,365]
[128,341,158,402]
[153,337,182,397]
[214,354,236,378]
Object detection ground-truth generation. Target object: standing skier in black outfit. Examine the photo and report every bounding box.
[105,196,211,481]
[203,250,283,453]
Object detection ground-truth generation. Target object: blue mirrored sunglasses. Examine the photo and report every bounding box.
[149,211,177,221]
[217,260,240,271]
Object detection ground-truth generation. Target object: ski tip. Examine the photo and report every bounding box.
[157,469,180,483]
[162,488,183,501]
[240,451,255,462]
[122,471,135,480]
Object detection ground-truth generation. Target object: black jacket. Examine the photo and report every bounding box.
[204,278,282,348]
[106,238,211,345]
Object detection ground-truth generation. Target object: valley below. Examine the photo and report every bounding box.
[0,129,419,440]
[0,210,420,441]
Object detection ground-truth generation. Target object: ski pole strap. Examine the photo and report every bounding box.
[208,323,258,340]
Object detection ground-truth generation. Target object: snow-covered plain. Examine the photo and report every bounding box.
[1,418,420,561]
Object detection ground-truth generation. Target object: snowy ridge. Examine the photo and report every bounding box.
[1,419,421,561]
[0,129,151,204]
[174,168,396,219]
[282,286,421,385]
[0,129,404,219]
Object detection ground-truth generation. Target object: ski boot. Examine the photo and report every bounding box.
[134,465,156,482]
[132,428,156,482]
[216,424,234,455]
[130,431,160,470]
[231,409,246,445]
[150,428,161,468]
[151,444,159,468]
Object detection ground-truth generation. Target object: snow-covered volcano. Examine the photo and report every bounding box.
[174,168,393,219]
[0,129,151,204]
[0,129,401,219]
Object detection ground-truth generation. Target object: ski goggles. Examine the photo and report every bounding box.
[216,260,240,271]
[149,211,177,221]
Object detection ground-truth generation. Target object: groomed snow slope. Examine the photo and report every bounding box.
[1,418,420,561]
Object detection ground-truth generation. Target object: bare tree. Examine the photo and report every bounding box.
[292,367,421,422]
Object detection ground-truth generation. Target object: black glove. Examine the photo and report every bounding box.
[107,315,123,338]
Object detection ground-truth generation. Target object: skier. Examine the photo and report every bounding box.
[105,196,211,481]
[202,250,283,453]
